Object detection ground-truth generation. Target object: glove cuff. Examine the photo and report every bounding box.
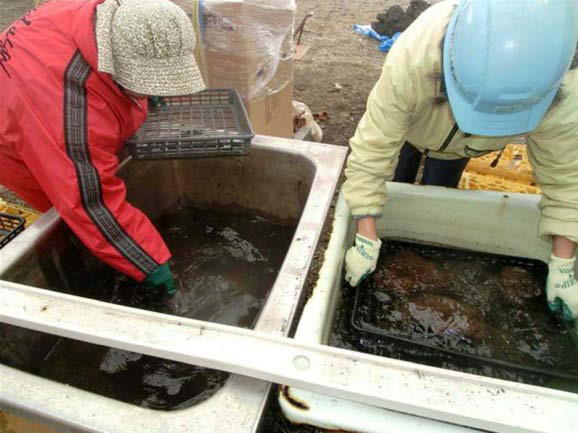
[144,262,171,285]
[356,233,382,250]
[549,254,576,269]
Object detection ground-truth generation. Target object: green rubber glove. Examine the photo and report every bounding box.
[144,263,177,296]
[344,234,382,287]
[148,96,166,109]
[547,254,578,321]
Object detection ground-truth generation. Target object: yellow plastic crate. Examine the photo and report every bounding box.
[459,171,541,194]
[0,199,41,227]
[474,144,533,174]
[459,144,541,195]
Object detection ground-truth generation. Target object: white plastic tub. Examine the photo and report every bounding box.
[0,135,347,433]
[280,184,578,433]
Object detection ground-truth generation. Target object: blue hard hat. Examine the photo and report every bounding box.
[444,0,578,136]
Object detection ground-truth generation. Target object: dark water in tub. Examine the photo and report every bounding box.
[331,240,578,392]
[0,205,295,410]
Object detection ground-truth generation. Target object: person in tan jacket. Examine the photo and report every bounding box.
[343,0,578,320]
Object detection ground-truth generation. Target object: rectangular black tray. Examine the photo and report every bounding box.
[127,88,254,160]
[0,212,25,249]
[351,240,578,381]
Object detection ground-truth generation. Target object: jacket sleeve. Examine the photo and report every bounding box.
[342,59,416,219]
[18,131,171,281]
[526,89,578,244]
[15,71,171,281]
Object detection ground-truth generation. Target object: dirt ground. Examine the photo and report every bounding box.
[0,0,31,30]
[293,0,394,146]
[292,0,442,147]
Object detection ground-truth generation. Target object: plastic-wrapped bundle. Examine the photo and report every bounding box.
[173,0,295,100]
[172,0,295,137]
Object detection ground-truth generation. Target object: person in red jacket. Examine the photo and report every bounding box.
[0,0,205,294]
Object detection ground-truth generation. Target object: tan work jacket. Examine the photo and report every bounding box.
[343,0,578,244]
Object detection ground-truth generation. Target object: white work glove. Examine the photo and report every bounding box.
[547,254,578,321]
[344,234,382,287]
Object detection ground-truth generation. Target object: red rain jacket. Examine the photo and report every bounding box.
[0,0,170,281]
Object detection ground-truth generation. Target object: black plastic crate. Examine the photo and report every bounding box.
[127,89,254,160]
[0,213,25,249]
[350,240,578,381]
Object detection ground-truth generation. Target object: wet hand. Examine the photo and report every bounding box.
[344,234,382,287]
[144,262,177,296]
[547,254,578,321]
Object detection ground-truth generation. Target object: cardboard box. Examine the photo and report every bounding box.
[175,0,295,138]
[245,81,294,138]
[239,27,294,138]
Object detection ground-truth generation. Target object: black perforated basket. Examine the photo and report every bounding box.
[127,89,254,160]
[0,213,25,249]
[350,240,578,381]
